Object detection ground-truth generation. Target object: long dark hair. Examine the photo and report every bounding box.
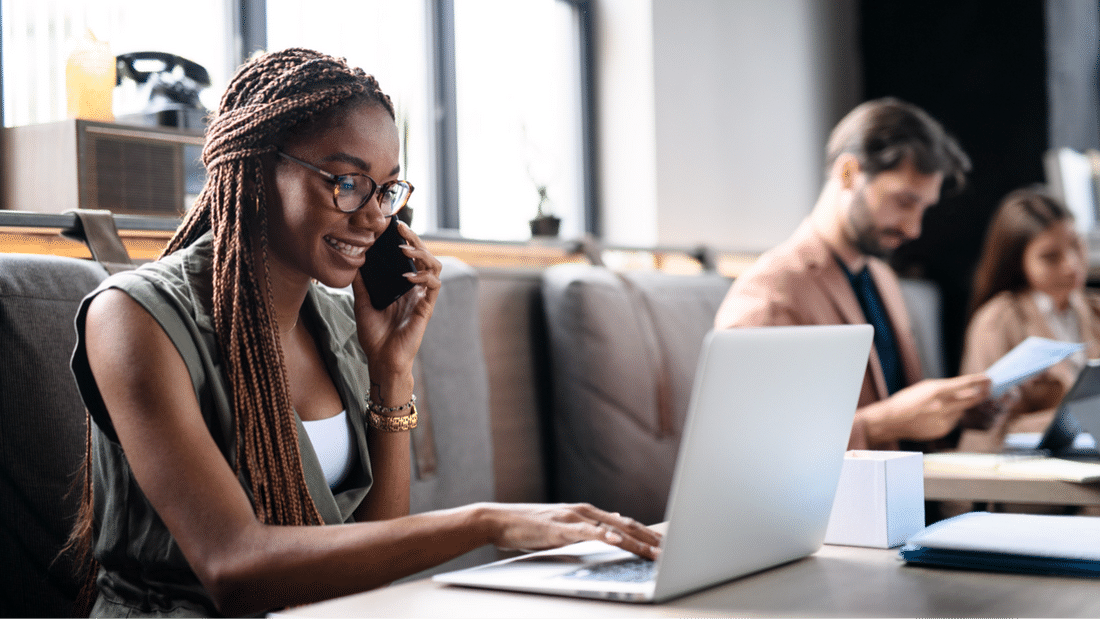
[969,187,1075,317]
[67,48,395,614]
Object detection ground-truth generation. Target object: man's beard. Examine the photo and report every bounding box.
[848,187,904,260]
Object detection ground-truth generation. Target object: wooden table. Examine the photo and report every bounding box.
[923,454,1100,507]
[275,544,1100,618]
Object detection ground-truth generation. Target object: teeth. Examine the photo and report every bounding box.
[324,235,366,258]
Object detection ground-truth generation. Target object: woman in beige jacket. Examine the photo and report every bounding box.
[960,187,1100,452]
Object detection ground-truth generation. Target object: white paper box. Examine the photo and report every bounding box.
[824,450,924,548]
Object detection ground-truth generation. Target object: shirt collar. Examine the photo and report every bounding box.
[180,231,358,348]
[1030,289,1081,317]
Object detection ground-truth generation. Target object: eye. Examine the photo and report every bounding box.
[335,176,358,193]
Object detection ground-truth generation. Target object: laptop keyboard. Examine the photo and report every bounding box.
[561,558,656,583]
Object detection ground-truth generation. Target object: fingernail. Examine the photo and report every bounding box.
[402,273,417,278]
[603,530,622,544]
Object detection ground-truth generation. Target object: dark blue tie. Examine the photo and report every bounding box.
[847,265,904,395]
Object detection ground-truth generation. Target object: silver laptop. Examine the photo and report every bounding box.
[433,324,873,603]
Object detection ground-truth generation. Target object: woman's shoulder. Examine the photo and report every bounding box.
[89,233,214,329]
[970,290,1020,320]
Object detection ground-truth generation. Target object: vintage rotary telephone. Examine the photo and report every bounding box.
[115,51,211,129]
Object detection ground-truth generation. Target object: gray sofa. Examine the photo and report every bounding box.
[0,253,107,617]
[540,265,733,524]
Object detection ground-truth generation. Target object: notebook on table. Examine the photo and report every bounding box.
[433,324,873,603]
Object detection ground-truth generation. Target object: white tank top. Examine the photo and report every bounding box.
[301,411,355,489]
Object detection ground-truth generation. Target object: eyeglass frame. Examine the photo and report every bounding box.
[276,150,414,215]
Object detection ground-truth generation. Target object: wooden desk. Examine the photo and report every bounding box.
[925,470,1100,506]
[923,455,1100,507]
[277,544,1100,618]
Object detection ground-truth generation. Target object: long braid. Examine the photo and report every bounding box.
[162,50,392,525]
[68,50,396,610]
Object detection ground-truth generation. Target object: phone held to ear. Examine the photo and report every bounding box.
[360,216,416,310]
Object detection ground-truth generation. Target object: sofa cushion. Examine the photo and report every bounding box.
[541,264,732,524]
[0,253,109,617]
[401,256,498,579]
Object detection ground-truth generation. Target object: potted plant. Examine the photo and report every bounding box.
[529,184,560,237]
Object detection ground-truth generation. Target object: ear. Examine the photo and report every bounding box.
[832,154,862,191]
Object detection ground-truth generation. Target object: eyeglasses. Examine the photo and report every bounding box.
[277,151,414,216]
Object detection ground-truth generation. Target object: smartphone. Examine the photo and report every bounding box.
[360,216,416,309]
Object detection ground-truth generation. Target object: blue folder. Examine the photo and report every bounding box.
[899,512,1100,578]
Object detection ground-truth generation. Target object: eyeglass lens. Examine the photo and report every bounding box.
[333,175,411,215]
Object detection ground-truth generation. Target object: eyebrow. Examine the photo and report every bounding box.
[320,152,402,177]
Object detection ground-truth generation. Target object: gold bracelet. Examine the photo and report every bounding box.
[365,394,416,414]
[367,402,418,432]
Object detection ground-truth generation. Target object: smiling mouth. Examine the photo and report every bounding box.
[324,235,367,258]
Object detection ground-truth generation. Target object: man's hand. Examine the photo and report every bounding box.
[863,373,992,445]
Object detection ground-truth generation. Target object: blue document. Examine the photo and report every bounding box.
[985,337,1085,398]
[900,512,1100,578]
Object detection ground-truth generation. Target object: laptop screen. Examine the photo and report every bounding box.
[1038,360,1100,455]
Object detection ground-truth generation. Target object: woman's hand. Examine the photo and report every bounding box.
[351,221,443,383]
[473,503,664,561]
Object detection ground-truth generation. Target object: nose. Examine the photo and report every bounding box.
[1064,250,1086,279]
[899,211,922,241]
[350,193,389,233]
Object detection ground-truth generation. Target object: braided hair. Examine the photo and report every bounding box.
[165,48,395,525]
[68,49,395,613]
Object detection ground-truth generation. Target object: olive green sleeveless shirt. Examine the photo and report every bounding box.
[71,232,376,617]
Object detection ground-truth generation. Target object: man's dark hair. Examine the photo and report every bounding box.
[825,97,971,194]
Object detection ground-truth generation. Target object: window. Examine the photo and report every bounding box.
[452,0,585,240]
[2,0,591,241]
[267,0,588,239]
[2,0,235,127]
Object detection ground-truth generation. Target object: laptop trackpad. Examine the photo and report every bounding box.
[463,541,634,580]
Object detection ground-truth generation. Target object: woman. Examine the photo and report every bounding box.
[959,187,1100,452]
[68,48,660,617]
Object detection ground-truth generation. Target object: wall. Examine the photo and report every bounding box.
[594,0,861,252]
[592,0,659,247]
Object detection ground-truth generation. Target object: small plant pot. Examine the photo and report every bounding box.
[529,215,561,237]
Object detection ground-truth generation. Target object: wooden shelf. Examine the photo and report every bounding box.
[0,211,757,277]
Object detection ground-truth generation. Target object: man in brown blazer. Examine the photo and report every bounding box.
[715,98,997,451]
